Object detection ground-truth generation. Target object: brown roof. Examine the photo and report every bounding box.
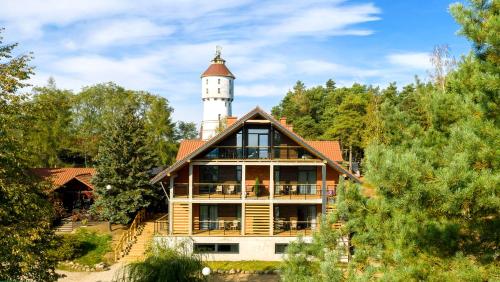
[152,107,360,184]
[201,63,235,78]
[176,139,343,162]
[305,141,343,162]
[30,168,96,189]
[176,139,206,160]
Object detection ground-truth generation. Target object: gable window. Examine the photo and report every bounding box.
[218,78,220,84]
[246,127,269,159]
[218,88,220,94]
[206,88,208,94]
[206,79,208,85]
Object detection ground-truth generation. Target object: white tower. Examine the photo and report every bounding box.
[200,46,235,140]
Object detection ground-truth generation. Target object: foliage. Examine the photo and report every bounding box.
[91,103,158,224]
[49,228,111,265]
[272,80,374,161]
[72,228,112,266]
[175,121,198,140]
[281,1,499,281]
[0,29,59,282]
[254,177,260,197]
[114,241,205,282]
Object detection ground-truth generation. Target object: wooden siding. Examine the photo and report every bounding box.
[245,204,270,235]
[172,203,189,235]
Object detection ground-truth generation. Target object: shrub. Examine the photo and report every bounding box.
[114,241,205,282]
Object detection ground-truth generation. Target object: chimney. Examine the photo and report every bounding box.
[279,117,287,126]
[226,116,237,127]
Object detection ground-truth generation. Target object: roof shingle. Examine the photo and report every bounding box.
[30,168,95,189]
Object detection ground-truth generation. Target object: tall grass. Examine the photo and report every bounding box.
[113,241,205,282]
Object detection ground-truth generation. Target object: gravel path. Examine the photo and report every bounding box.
[57,264,280,282]
[57,263,123,282]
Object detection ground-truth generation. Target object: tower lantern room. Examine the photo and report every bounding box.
[200,46,235,140]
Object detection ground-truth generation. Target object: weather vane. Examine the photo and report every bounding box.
[215,45,222,57]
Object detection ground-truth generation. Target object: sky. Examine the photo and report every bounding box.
[0,0,471,124]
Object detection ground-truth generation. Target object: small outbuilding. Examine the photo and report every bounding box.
[31,168,96,214]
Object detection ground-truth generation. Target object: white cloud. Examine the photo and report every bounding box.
[82,19,175,48]
[387,52,432,69]
[266,4,380,37]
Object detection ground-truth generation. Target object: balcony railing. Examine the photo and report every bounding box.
[245,184,270,199]
[272,146,312,159]
[203,145,317,160]
[274,184,321,199]
[273,220,317,236]
[193,219,241,236]
[193,183,242,199]
[154,214,168,235]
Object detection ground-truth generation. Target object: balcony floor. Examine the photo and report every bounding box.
[192,229,241,236]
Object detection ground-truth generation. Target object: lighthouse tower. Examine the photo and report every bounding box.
[200,47,235,140]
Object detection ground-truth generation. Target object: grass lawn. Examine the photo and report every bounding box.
[55,228,113,267]
[207,261,282,271]
[73,228,112,265]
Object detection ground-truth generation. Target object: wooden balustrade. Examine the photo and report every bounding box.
[114,209,146,262]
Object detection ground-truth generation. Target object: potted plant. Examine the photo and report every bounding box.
[254,177,260,197]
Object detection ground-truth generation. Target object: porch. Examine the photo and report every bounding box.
[273,204,320,236]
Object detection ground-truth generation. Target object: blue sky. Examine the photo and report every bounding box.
[1,0,470,124]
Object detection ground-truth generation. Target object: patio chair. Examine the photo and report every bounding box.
[216,185,223,194]
[290,220,298,230]
[218,219,225,230]
[227,185,235,195]
[230,220,239,230]
[291,185,297,195]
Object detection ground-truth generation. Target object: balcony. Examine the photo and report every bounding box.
[193,219,241,236]
[273,220,317,236]
[193,183,242,199]
[274,184,322,200]
[245,184,270,199]
[203,145,315,160]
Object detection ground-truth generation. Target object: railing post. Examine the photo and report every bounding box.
[270,164,274,200]
[322,163,327,215]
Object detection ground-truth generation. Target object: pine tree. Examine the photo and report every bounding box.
[91,103,157,225]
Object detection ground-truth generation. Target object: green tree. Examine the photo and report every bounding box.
[72,83,177,167]
[282,1,499,280]
[91,103,157,225]
[0,28,58,282]
[175,121,198,141]
[25,78,75,167]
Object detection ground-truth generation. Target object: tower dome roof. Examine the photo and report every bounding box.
[201,47,235,78]
[201,64,235,78]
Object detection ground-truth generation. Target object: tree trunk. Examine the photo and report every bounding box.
[108,221,112,232]
[349,145,353,172]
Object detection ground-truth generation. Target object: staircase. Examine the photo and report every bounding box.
[121,220,155,262]
[55,217,74,232]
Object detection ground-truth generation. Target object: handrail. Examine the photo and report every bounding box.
[193,219,241,235]
[154,214,168,235]
[114,209,146,262]
[273,220,317,236]
[274,184,321,199]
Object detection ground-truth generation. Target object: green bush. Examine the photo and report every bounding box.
[114,241,205,282]
[48,234,83,261]
[50,228,112,266]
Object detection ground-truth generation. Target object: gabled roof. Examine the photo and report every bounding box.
[30,168,95,189]
[176,139,206,160]
[151,107,360,184]
[175,139,344,162]
[201,63,235,78]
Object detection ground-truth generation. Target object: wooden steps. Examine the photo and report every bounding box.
[121,221,155,262]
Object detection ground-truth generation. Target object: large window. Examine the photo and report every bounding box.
[246,127,269,158]
[194,243,239,254]
[275,243,288,254]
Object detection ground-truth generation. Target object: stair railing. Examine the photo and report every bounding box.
[114,209,146,261]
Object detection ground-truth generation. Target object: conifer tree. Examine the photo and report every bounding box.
[91,103,157,225]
